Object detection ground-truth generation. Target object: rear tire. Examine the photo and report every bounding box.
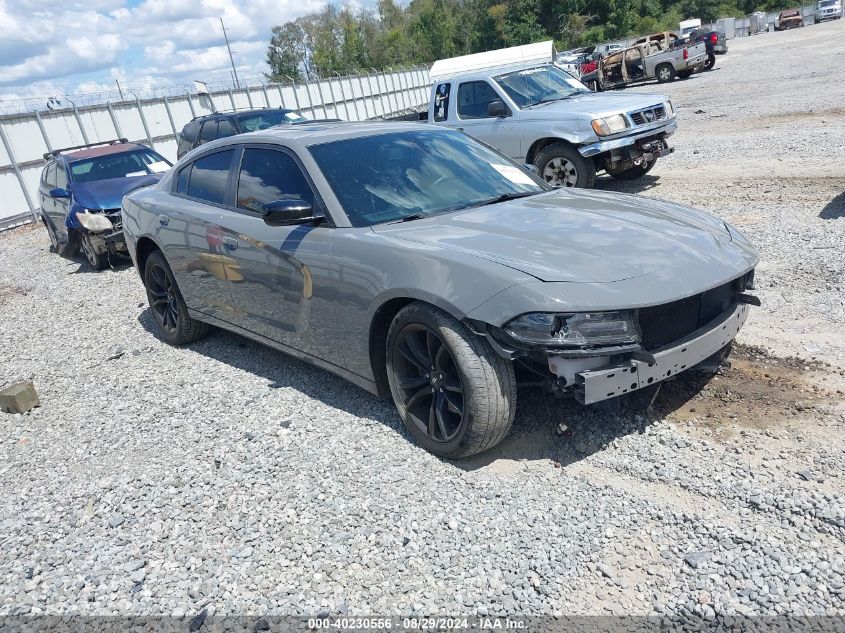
[704,54,716,71]
[656,63,676,83]
[677,69,694,79]
[534,142,596,189]
[386,302,517,458]
[143,250,210,345]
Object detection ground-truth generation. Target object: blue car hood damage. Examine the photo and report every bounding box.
[67,174,163,228]
[70,174,162,210]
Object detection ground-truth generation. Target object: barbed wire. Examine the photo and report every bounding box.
[0,68,428,116]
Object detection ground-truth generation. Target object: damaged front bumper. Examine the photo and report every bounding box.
[573,302,750,404]
[578,120,677,158]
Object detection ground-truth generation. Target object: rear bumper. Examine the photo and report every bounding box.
[574,302,750,404]
[579,120,677,157]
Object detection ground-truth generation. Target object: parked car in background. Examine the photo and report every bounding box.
[425,42,677,188]
[39,139,170,269]
[690,29,728,70]
[817,0,842,20]
[582,39,707,89]
[121,123,759,459]
[555,51,591,77]
[775,8,804,29]
[177,108,309,159]
[679,18,702,38]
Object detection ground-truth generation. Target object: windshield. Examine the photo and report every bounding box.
[309,130,548,227]
[69,149,170,183]
[819,0,836,6]
[494,64,589,108]
[236,110,307,131]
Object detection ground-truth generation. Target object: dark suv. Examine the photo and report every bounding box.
[176,108,309,159]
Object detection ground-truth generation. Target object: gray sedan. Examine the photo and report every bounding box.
[121,122,759,458]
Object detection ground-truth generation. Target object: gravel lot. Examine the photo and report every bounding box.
[1,22,844,621]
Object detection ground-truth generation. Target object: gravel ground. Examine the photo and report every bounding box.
[1,22,844,621]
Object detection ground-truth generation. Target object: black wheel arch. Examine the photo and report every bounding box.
[135,236,162,280]
[368,295,469,398]
[526,137,577,166]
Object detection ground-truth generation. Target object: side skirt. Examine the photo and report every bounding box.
[187,308,381,397]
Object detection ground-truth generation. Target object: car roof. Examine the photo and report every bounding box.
[190,121,448,156]
[191,108,299,122]
[64,142,149,161]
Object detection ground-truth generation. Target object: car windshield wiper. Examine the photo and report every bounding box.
[466,191,541,209]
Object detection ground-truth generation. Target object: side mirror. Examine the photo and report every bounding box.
[523,163,539,175]
[49,188,70,199]
[487,100,509,118]
[263,199,322,227]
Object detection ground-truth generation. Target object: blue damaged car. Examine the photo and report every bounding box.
[39,139,171,269]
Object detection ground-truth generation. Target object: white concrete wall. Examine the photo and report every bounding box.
[0,67,431,230]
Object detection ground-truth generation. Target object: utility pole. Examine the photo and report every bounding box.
[221,17,241,90]
[115,79,124,101]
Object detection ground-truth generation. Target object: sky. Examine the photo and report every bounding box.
[0,0,335,110]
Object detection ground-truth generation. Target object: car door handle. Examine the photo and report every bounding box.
[158,215,170,226]
[222,236,238,251]
[455,127,464,131]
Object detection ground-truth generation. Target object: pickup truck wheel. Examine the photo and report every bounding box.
[704,54,716,70]
[656,63,676,83]
[677,69,694,79]
[535,143,596,188]
[143,250,210,345]
[386,302,516,458]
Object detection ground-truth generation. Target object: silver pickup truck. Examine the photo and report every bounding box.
[426,62,676,188]
[584,40,708,89]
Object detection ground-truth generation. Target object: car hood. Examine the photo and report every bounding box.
[70,174,163,210]
[373,189,739,283]
[519,91,668,121]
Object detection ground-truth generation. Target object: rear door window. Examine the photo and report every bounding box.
[45,163,57,188]
[217,119,236,138]
[235,148,314,214]
[182,121,201,142]
[198,120,218,144]
[185,149,235,205]
[55,164,68,189]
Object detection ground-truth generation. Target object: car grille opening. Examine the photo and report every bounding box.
[629,105,667,126]
[104,208,122,231]
[636,275,747,351]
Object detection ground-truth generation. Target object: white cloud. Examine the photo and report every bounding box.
[0,0,331,105]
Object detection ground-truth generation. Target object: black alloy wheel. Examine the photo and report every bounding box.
[147,259,180,334]
[143,250,210,345]
[392,323,464,443]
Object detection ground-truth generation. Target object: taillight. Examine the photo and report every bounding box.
[683,48,689,60]
[711,33,718,43]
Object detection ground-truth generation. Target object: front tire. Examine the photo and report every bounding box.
[43,215,59,253]
[656,63,676,83]
[80,233,109,270]
[534,142,596,188]
[143,250,210,345]
[386,302,516,458]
